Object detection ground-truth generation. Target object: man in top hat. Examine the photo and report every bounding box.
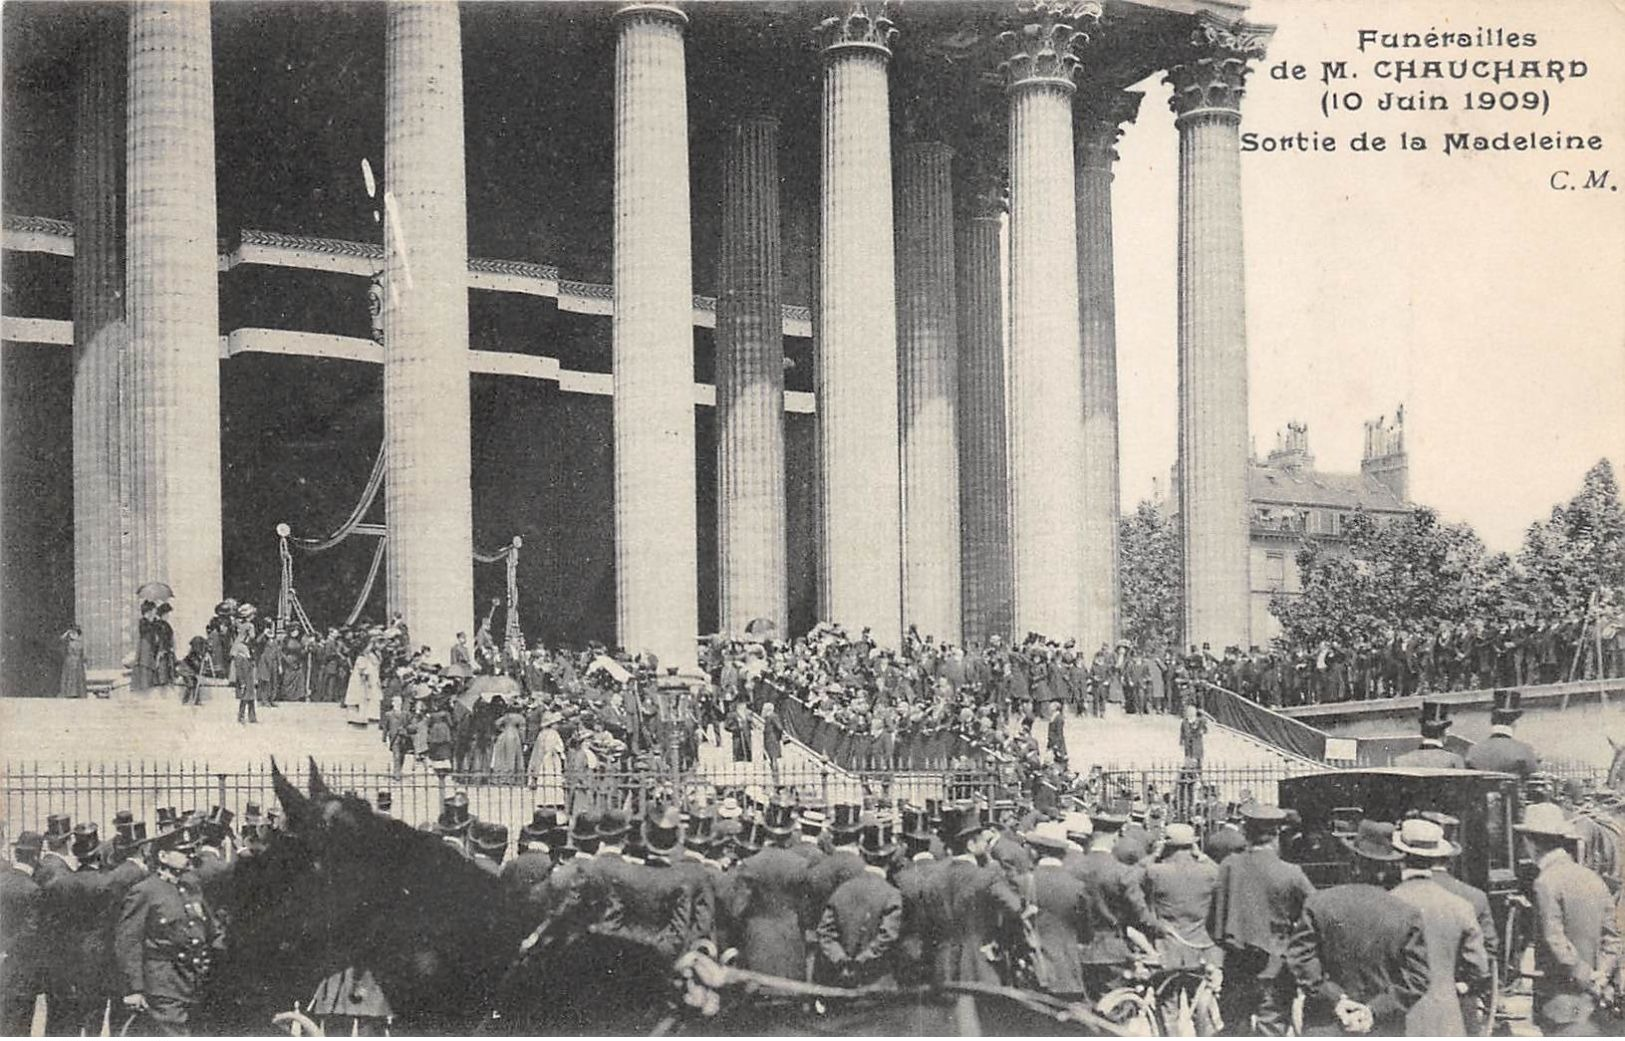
[1022,820,1094,998]
[928,804,1028,986]
[1071,800,1158,997]
[114,822,219,1035]
[593,806,695,959]
[672,808,718,948]
[505,807,565,900]
[1285,820,1428,1037]
[814,820,904,988]
[468,821,508,875]
[36,814,76,887]
[804,805,866,931]
[1465,689,1540,776]
[1208,802,1316,1036]
[789,805,827,868]
[436,792,473,857]
[1388,818,1492,1036]
[2,830,44,1036]
[192,807,236,906]
[1393,700,1468,768]
[727,800,809,979]
[891,805,945,987]
[1515,801,1620,1034]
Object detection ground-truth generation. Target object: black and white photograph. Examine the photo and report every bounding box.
[0,0,1622,1034]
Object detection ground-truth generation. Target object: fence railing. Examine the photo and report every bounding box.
[0,760,1000,858]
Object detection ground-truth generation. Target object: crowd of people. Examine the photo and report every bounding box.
[7,766,1622,1036]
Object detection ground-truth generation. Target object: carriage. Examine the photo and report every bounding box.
[1277,767,1534,1033]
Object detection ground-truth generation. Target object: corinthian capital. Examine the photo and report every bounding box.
[1074,87,1142,169]
[998,1,1102,94]
[816,3,897,60]
[1165,14,1274,118]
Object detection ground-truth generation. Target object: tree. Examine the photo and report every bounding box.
[1269,506,1508,648]
[1516,458,1625,617]
[1119,500,1182,652]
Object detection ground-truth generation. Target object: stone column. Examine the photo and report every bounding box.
[896,136,961,643]
[74,14,129,672]
[816,5,902,646]
[1074,86,1140,655]
[126,2,221,646]
[1000,2,1094,641]
[955,155,1011,646]
[1167,17,1271,650]
[383,1,474,660]
[716,113,787,636]
[613,4,698,668]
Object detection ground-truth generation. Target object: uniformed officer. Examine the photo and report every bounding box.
[1464,688,1540,776]
[1516,802,1621,1034]
[114,823,220,1035]
[814,821,904,987]
[1393,700,1468,768]
[1207,802,1315,1036]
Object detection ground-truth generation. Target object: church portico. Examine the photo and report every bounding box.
[0,0,1271,689]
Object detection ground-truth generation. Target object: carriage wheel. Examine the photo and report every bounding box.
[1096,988,1159,1036]
[1501,901,1530,991]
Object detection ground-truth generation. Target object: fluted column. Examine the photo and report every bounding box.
[955,157,1011,646]
[614,4,698,667]
[1001,2,1095,641]
[717,113,787,636]
[816,5,902,646]
[74,15,129,672]
[126,2,221,645]
[384,1,474,660]
[896,138,961,643]
[1167,17,1271,650]
[1074,87,1140,656]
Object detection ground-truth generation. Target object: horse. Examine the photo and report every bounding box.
[196,759,1121,1036]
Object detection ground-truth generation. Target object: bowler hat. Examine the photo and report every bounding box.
[520,806,567,846]
[1343,819,1403,862]
[13,830,43,856]
[569,810,602,852]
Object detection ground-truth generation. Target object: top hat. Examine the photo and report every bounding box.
[155,807,179,831]
[860,820,897,860]
[1514,801,1575,839]
[1491,688,1523,720]
[45,813,71,839]
[900,804,933,842]
[1419,700,1454,734]
[596,808,631,842]
[1392,818,1457,859]
[735,815,766,855]
[521,806,567,846]
[923,798,943,825]
[763,801,796,836]
[202,806,235,834]
[242,803,265,827]
[685,810,715,850]
[71,824,101,861]
[1343,819,1403,862]
[153,822,201,854]
[374,791,393,812]
[469,820,508,858]
[437,793,472,836]
[830,804,863,835]
[113,813,149,848]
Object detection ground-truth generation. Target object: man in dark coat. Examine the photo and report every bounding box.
[503,808,563,907]
[804,806,866,928]
[1208,803,1316,1036]
[929,806,1027,986]
[1393,700,1468,768]
[1516,802,1621,1034]
[1285,820,1429,1036]
[814,822,904,987]
[729,802,809,979]
[1069,805,1158,997]
[114,824,219,1035]
[1464,689,1539,776]
[1022,821,1094,998]
[891,807,944,986]
[2,831,43,1036]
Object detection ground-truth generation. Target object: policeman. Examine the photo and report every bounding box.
[114,822,220,1035]
[1207,803,1315,1036]
[1464,689,1540,776]
[1393,700,1467,768]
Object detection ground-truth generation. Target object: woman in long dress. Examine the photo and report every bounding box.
[278,628,310,702]
[489,702,527,783]
[528,711,566,798]
[344,641,381,724]
[132,602,159,691]
[60,626,87,699]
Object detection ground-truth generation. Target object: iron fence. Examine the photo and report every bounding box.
[1091,759,1331,813]
[0,760,999,858]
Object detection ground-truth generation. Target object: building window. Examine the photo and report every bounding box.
[1266,551,1286,590]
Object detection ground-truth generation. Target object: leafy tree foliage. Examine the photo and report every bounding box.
[1513,459,1625,617]
[1119,500,1182,652]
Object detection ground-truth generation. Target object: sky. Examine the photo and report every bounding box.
[1109,0,1625,551]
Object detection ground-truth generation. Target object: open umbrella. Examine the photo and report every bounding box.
[135,581,174,602]
[456,672,520,708]
[744,617,778,638]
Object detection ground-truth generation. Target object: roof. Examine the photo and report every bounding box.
[1250,464,1410,512]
